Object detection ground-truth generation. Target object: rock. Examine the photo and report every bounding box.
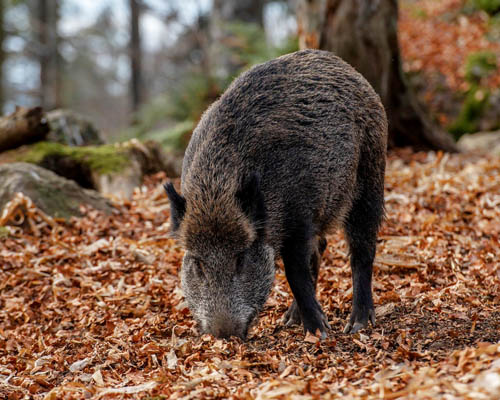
[93,154,143,199]
[92,140,183,199]
[0,163,113,219]
[46,109,104,146]
[458,131,500,156]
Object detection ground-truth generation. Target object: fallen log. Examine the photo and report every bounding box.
[0,106,49,152]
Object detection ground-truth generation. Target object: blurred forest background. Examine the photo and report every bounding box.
[1,0,499,151]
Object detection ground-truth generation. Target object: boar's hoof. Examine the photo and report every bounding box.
[343,308,376,334]
[282,300,301,327]
[302,305,331,340]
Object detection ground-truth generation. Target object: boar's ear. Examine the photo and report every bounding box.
[236,173,266,236]
[164,182,186,233]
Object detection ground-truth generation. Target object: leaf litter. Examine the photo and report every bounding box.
[0,150,499,399]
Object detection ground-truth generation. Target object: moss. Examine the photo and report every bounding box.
[18,142,129,174]
[0,226,9,238]
[449,87,490,137]
[468,0,500,14]
[448,51,497,137]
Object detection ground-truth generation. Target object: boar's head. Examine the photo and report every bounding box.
[165,173,275,339]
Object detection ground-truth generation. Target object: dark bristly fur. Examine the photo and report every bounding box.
[165,49,388,340]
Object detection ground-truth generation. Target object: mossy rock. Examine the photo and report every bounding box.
[0,140,182,199]
[0,163,113,219]
[458,130,500,155]
[46,109,104,146]
[18,142,129,175]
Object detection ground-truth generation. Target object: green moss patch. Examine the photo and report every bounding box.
[468,0,500,15]
[448,51,498,137]
[465,51,497,84]
[18,142,129,175]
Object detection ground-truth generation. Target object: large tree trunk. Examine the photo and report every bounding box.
[297,0,457,151]
[129,0,143,112]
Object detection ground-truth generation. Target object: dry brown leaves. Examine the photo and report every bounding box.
[1,150,499,399]
[399,0,500,91]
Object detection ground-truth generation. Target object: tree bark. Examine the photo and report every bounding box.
[129,0,143,112]
[37,0,61,110]
[53,0,63,109]
[38,0,49,109]
[0,0,5,112]
[297,0,457,151]
[0,107,50,152]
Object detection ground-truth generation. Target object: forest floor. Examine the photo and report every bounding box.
[0,149,499,399]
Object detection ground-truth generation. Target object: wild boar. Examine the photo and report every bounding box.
[165,49,387,340]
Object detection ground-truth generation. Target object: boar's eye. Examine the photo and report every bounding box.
[235,252,246,274]
[193,258,205,278]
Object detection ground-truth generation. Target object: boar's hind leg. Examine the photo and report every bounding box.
[343,182,383,334]
[282,230,330,338]
[283,236,327,327]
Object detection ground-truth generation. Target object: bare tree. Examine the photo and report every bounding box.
[53,0,62,109]
[129,0,143,112]
[297,0,457,151]
[0,0,5,112]
[37,0,62,110]
[38,0,49,108]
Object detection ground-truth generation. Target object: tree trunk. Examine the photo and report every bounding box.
[297,0,457,152]
[0,0,5,112]
[0,107,50,152]
[38,0,49,109]
[53,0,63,109]
[129,0,143,112]
[37,0,61,110]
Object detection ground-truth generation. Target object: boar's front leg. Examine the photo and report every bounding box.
[282,224,330,339]
[283,236,327,327]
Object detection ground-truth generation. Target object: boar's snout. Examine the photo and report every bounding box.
[204,313,251,340]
